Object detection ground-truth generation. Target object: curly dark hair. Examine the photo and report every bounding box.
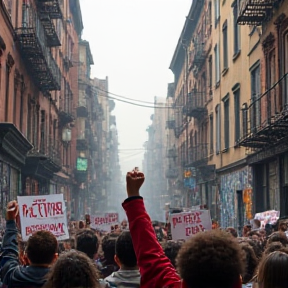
[43,250,100,288]
[267,231,288,246]
[239,242,258,284]
[177,230,244,288]
[115,231,137,268]
[243,239,263,259]
[101,233,118,265]
[76,229,99,259]
[26,231,58,265]
[163,240,183,268]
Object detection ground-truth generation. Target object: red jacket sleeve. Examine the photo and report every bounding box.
[122,198,181,288]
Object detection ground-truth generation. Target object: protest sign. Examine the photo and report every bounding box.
[90,212,119,232]
[254,210,280,228]
[170,210,212,240]
[17,194,69,241]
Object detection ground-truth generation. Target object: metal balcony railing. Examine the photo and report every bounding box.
[165,168,179,179]
[239,73,288,148]
[191,42,206,69]
[237,0,277,25]
[36,0,63,19]
[37,137,61,168]
[166,148,177,158]
[166,119,175,129]
[15,5,61,91]
[183,90,207,119]
[188,144,208,167]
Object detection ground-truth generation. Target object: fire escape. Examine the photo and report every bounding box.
[190,35,206,74]
[239,74,288,161]
[183,89,207,120]
[15,1,62,92]
[237,0,279,26]
[59,82,74,125]
[165,147,178,179]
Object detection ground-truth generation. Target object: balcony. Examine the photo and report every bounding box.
[239,73,288,149]
[36,0,63,19]
[166,148,177,158]
[15,9,61,91]
[183,90,207,119]
[23,137,61,179]
[237,0,277,26]
[187,144,208,167]
[76,139,88,151]
[59,93,74,125]
[39,14,61,47]
[165,168,179,179]
[191,42,206,70]
[166,119,175,129]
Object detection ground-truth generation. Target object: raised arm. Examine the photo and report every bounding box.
[122,171,181,288]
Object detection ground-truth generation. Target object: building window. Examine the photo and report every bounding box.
[223,95,230,150]
[210,114,214,154]
[214,0,220,27]
[233,87,240,144]
[232,1,241,57]
[222,20,228,71]
[214,44,220,86]
[251,64,261,133]
[208,55,213,91]
[216,104,221,154]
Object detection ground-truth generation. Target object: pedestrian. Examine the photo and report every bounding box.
[0,201,58,288]
[122,170,245,288]
[105,231,140,287]
[256,250,288,288]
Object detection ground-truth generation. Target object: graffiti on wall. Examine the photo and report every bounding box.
[220,166,253,229]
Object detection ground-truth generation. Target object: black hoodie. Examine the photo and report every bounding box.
[0,221,49,288]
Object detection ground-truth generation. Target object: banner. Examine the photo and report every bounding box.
[17,194,69,241]
[170,210,212,240]
[90,212,119,232]
[254,210,280,228]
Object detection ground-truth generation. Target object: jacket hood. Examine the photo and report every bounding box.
[6,266,49,287]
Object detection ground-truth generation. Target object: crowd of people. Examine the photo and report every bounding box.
[0,169,288,288]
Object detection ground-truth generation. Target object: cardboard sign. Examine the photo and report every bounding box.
[90,212,119,232]
[254,210,280,228]
[17,194,69,241]
[170,210,212,240]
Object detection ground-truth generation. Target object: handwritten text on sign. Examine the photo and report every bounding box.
[90,213,119,232]
[17,194,69,241]
[170,210,212,240]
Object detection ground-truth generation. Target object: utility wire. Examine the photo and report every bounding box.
[90,86,183,109]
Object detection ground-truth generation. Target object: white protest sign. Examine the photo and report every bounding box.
[170,210,212,240]
[90,212,119,232]
[254,210,280,228]
[17,194,69,241]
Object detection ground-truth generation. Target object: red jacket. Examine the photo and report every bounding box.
[122,198,181,288]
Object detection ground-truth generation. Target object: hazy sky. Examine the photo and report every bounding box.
[80,0,191,176]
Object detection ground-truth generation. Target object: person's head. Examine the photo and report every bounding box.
[26,231,58,266]
[242,224,252,237]
[101,233,119,265]
[257,250,288,288]
[76,229,99,260]
[43,250,100,288]
[176,229,244,288]
[264,241,285,256]
[226,227,238,238]
[239,242,258,284]
[277,216,288,232]
[248,230,261,241]
[163,240,183,268]
[114,231,137,269]
[267,231,288,247]
[252,219,261,229]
